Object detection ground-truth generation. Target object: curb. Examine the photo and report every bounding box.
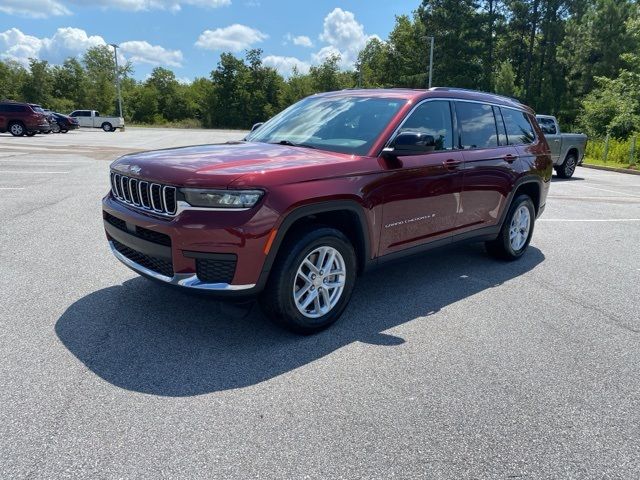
[581,164,640,176]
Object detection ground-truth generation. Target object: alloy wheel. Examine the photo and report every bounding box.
[293,246,346,319]
[509,205,531,251]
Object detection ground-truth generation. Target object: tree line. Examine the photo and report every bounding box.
[1,0,638,139]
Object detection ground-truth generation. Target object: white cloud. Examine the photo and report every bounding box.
[316,8,376,68]
[292,35,313,48]
[0,29,42,65]
[195,24,268,52]
[120,40,183,67]
[0,27,183,69]
[0,0,229,17]
[41,28,106,64]
[0,0,70,18]
[263,55,310,76]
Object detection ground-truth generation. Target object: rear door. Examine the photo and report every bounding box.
[378,99,464,255]
[455,101,519,233]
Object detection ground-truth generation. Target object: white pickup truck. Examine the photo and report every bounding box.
[536,115,588,178]
[69,110,124,132]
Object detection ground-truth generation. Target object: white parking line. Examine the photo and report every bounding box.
[539,218,640,222]
[572,184,640,198]
[0,187,25,190]
[0,170,70,174]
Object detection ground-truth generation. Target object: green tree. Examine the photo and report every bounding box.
[22,59,52,106]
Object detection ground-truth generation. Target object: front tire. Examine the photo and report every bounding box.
[556,153,577,178]
[102,122,112,132]
[9,122,25,136]
[259,227,357,334]
[486,194,535,261]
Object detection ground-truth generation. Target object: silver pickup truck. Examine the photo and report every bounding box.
[536,115,588,178]
[69,110,124,132]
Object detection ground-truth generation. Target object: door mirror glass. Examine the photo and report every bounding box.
[386,131,436,156]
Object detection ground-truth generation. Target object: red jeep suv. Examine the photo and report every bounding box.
[103,88,552,333]
[0,101,50,136]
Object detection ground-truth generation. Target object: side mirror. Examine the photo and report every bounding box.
[251,122,264,132]
[383,131,436,157]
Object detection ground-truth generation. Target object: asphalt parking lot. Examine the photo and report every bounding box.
[1,128,639,478]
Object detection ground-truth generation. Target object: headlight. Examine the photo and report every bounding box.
[181,188,264,209]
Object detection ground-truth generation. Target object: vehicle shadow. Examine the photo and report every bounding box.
[55,244,544,396]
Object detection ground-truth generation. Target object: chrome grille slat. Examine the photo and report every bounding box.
[150,183,163,212]
[163,186,177,215]
[110,173,177,217]
[139,181,150,208]
[130,178,140,205]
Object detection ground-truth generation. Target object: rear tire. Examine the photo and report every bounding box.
[9,122,25,136]
[102,122,112,132]
[556,153,577,178]
[486,194,535,261]
[259,227,357,334]
[60,129,68,134]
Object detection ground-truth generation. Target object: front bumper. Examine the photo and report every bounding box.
[102,194,276,296]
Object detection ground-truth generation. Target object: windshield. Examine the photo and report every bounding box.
[246,96,406,155]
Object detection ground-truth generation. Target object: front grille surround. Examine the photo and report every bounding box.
[111,172,177,216]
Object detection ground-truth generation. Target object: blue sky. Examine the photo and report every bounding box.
[0,0,418,81]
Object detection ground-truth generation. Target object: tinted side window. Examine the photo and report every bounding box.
[502,108,535,144]
[399,100,453,151]
[455,102,498,149]
[0,104,18,113]
[537,117,557,135]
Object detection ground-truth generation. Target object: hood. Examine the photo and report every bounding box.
[110,141,355,188]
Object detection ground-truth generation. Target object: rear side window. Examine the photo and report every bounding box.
[537,117,557,135]
[502,108,535,145]
[455,102,498,149]
[0,104,25,113]
[399,100,453,151]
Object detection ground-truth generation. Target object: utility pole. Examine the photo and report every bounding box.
[427,36,434,89]
[109,43,123,119]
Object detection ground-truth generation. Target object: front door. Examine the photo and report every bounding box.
[378,100,464,256]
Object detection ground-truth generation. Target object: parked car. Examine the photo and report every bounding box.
[0,100,50,136]
[34,105,53,134]
[51,112,79,133]
[103,88,552,333]
[535,115,587,178]
[69,110,124,132]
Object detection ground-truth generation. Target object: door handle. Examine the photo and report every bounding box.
[443,158,462,170]
[503,154,519,163]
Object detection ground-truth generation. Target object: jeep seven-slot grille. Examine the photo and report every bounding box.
[110,172,177,216]
[104,212,171,247]
[112,239,174,278]
[196,257,237,284]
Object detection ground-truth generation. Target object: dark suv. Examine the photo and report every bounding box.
[0,101,50,136]
[103,88,552,333]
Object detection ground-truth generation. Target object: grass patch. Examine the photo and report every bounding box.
[583,156,639,170]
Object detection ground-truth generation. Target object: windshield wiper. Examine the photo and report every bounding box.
[270,139,317,149]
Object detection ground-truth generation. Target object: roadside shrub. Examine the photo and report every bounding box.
[585,135,640,165]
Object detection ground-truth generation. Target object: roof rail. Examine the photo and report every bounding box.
[429,87,523,105]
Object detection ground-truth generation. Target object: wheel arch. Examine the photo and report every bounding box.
[262,200,372,280]
[564,147,579,162]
